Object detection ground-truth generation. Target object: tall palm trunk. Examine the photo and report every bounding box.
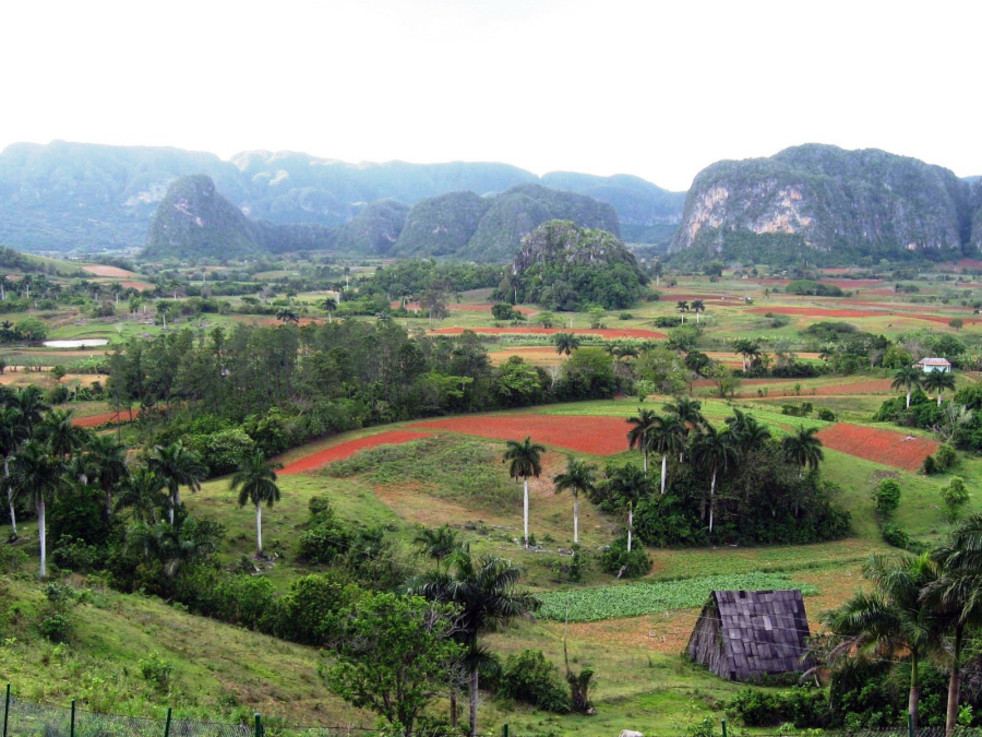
[708,468,717,534]
[38,498,46,578]
[660,454,667,495]
[523,478,530,547]
[946,625,963,737]
[5,457,16,536]
[469,665,479,737]
[938,391,944,407]
[449,688,458,729]
[642,449,648,475]
[906,389,912,409]
[104,486,113,522]
[627,503,633,552]
[909,652,920,731]
[169,488,179,525]
[573,495,579,544]
[255,501,263,556]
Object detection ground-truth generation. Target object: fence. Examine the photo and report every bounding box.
[0,685,375,737]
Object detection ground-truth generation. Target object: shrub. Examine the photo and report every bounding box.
[139,651,173,692]
[881,523,910,549]
[599,536,651,578]
[874,479,902,519]
[727,686,827,728]
[500,650,571,714]
[817,408,836,422]
[934,443,958,472]
[922,455,938,475]
[941,476,970,523]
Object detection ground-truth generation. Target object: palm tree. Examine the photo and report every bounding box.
[824,553,940,729]
[411,546,540,737]
[725,408,772,455]
[0,406,27,536]
[275,307,300,324]
[147,442,207,525]
[924,514,982,737]
[690,425,738,534]
[115,468,167,524]
[554,332,580,359]
[9,385,49,435]
[10,439,67,577]
[924,369,956,407]
[626,408,659,474]
[85,434,130,521]
[781,426,824,478]
[892,365,924,409]
[230,450,282,557]
[691,299,705,325]
[553,456,596,544]
[413,524,460,571]
[321,296,338,323]
[664,397,705,461]
[502,437,545,548]
[649,416,685,494]
[38,409,88,458]
[676,300,689,324]
[604,464,653,552]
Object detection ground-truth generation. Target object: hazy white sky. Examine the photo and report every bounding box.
[1,0,978,191]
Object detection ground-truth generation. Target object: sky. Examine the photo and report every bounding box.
[1,0,979,191]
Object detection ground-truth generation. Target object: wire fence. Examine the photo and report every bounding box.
[0,686,375,737]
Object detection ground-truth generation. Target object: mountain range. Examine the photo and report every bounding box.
[0,141,683,254]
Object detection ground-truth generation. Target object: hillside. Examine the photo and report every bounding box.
[670,144,982,263]
[0,141,679,253]
[392,191,492,257]
[334,199,409,255]
[142,176,335,259]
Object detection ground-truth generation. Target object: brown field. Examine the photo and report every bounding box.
[487,346,565,367]
[82,265,139,278]
[817,423,939,472]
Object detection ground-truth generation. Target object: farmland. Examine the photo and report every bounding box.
[3,256,982,736]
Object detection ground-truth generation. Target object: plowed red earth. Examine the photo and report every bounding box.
[82,265,138,278]
[428,327,667,339]
[72,409,140,428]
[279,430,430,474]
[816,423,938,472]
[748,307,883,318]
[392,302,537,315]
[407,414,631,455]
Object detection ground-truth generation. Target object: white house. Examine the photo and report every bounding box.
[914,357,952,374]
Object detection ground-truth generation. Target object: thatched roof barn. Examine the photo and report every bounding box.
[686,590,811,681]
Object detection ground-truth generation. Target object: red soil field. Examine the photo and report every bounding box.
[956,259,982,270]
[821,279,886,288]
[392,302,537,315]
[71,408,141,428]
[82,265,138,278]
[428,327,668,339]
[121,281,155,291]
[407,414,632,455]
[816,423,939,472]
[279,430,430,474]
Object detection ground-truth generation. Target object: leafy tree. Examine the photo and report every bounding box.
[0,405,28,536]
[676,300,689,323]
[940,477,969,524]
[892,365,924,409]
[781,426,825,479]
[84,434,130,521]
[732,338,761,372]
[411,546,540,737]
[626,408,659,475]
[321,296,338,323]
[705,361,740,399]
[324,593,463,737]
[691,425,738,534]
[147,442,207,525]
[690,299,705,324]
[230,450,282,557]
[663,396,705,461]
[875,478,902,519]
[115,468,167,524]
[649,415,685,495]
[552,456,596,544]
[503,437,545,548]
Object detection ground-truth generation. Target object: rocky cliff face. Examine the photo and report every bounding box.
[671,144,980,260]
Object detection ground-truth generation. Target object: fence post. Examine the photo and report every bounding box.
[908,713,914,737]
[70,700,76,737]
[254,713,262,737]
[3,683,10,737]
[163,707,172,737]
[721,718,727,737]
[502,725,509,737]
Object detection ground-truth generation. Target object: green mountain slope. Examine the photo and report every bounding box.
[392,191,492,257]
[334,199,410,255]
[671,144,980,262]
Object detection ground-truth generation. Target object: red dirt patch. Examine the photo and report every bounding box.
[748,306,883,318]
[121,281,155,291]
[816,423,939,472]
[428,327,667,339]
[82,265,138,278]
[279,430,429,474]
[393,302,537,315]
[407,414,632,455]
[72,408,141,428]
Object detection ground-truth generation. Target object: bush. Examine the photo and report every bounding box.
[599,536,651,578]
[727,686,827,728]
[874,479,902,519]
[881,523,910,549]
[941,476,970,523]
[935,443,958,472]
[922,455,938,475]
[817,408,836,422]
[500,650,571,714]
[139,651,173,692]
